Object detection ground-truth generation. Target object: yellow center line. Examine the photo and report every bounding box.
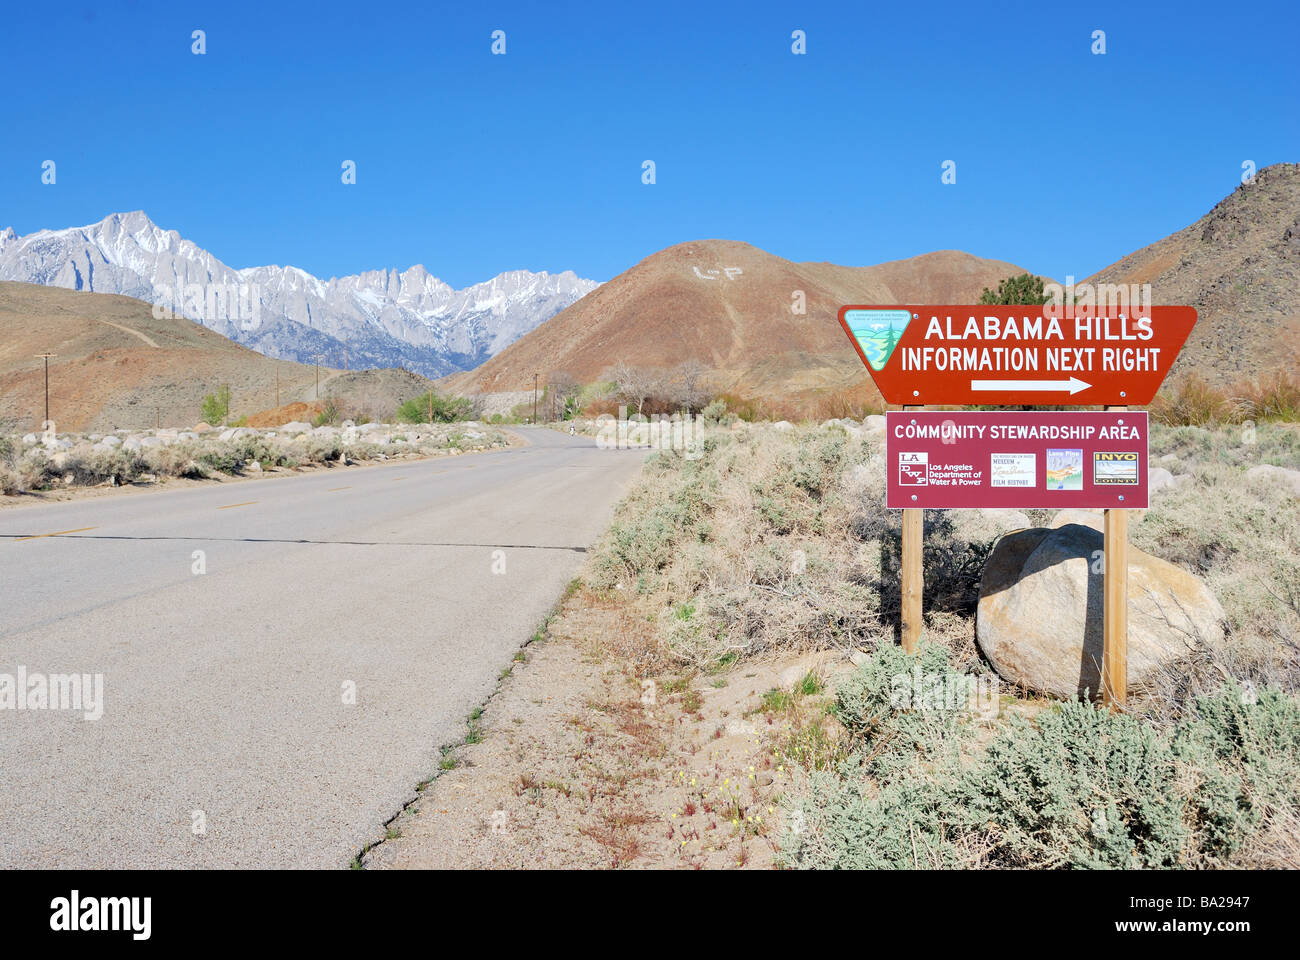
[14,526,97,542]
[327,486,352,492]
[391,477,406,481]
[217,501,258,510]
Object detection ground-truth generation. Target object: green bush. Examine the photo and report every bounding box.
[396,391,472,424]
[313,400,339,427]
[963,705,1189,868]
[782,646,1300,869]
[781,644,976,868]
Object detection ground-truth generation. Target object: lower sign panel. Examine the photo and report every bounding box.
[885,411,1149,509]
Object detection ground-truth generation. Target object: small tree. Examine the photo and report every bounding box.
[668,360,710,413]
[200,385,231,425]
[979,273,1050,306]
[609,361,659,415]
[548,372,581,420]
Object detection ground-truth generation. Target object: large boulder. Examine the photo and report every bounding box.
[1049,508,1103,531]
[1148,466,1178,494]
[1246,464,1300,497]
[976,524,1225,700]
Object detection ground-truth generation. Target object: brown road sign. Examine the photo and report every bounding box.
[838,305,1197,405]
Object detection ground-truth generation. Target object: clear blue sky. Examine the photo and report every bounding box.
[2,0,1296,287]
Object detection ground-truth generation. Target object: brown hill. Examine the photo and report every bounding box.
[1085,162,1300,384]
[0,282,430,432]
[442,242,1036,403]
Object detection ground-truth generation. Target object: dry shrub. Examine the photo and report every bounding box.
[1152,366,1300,426]
[1151,371,1243,425]
[1131,459,1300,709]
[590,426,892,667]
[1237,367,1300,423]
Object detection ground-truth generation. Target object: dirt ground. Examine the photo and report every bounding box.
[363,591,860,870]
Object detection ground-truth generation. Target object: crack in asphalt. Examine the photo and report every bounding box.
[0,534,588,551]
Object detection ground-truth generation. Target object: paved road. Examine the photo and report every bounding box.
[0,428,644,867]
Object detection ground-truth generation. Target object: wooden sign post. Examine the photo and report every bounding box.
[900,404,923,654]
[839,306,1196,707]
[1101,405,1129,709]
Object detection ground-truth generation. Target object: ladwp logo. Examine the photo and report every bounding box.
[898,452,928,486]
[50,890,151,941]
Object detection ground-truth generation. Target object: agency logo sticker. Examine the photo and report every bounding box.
[899,451,928,485]
[1093,451,1140,485]
[1045,448,1083,491]
[843,308,912,372]
[990,452,1035,488]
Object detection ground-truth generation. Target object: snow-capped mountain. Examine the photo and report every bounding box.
[0,212,600,377]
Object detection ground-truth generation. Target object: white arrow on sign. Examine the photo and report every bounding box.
[970,377,1091,395]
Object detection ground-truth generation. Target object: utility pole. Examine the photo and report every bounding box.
[428,386,434,425]
[34,353,55,427]
[314,355,323,400]
[533,373,539,424]
[276,366,280,409]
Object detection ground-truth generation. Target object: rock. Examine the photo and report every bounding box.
[1148,466,1178,494]
[123,438,143,453]
[139,436,166,449]
[280,421,312,434]
[863,415,886,431]
[772,421,794,432]
[848,650,870,667]
[246,460,262,473]
[177,431,199,442]
[979,508,1033,533]
[1049,508,1104,532]
[21,433,38,445]
[192,422,214,434]
[976,524,1225,700]
[99,434,122,448]
[1246,464,1300,497]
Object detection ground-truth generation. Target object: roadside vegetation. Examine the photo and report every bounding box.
[0,422,510,496]
[574,417,1300,867]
